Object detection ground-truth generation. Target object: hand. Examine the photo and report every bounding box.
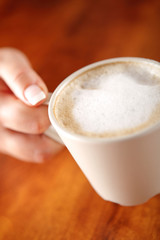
[0,48,63,163]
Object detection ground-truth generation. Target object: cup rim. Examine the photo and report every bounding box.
[48,57,160,143]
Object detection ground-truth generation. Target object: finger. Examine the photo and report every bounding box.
[0,78,12,94]
[0,127,64,163]
[0,48,48,106]
[0,93,50,134]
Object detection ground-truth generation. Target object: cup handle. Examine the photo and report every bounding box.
[43,93,64,145]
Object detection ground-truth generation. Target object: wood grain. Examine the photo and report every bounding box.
[0,0,160,239]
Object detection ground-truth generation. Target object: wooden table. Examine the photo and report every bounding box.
[0,0,160,239]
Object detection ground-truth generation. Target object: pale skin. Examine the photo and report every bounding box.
[0,48,63,163]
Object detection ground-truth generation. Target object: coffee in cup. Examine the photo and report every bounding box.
[53,60,160,138]
[46,58,160,206]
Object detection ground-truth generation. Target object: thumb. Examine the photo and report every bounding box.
[0,48,48,106]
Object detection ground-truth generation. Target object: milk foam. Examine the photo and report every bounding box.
[54,62,160,137]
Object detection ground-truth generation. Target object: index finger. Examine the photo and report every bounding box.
[0,48,48,106]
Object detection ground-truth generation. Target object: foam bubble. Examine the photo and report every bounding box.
[54,61,160,137]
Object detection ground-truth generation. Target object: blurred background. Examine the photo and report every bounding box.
[0,0,160,91]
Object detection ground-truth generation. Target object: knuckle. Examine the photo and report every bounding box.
[35,152,46,163]
[31,118,49,134]
[33,149,50,163]
[13,70,27,85]
[31,121,44,134]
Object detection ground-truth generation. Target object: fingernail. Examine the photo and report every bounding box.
[24,84,46,105]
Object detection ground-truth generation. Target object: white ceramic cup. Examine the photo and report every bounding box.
[45,57,160,206]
